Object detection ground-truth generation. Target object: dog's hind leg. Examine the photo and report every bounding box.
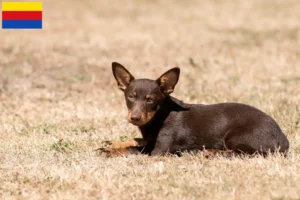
[224,124,289,155]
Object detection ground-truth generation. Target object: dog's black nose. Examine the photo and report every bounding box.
[131,115,141,122]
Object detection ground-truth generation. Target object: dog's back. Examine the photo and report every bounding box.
[166,100,289,154]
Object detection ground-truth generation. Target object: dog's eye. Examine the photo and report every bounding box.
[146,98,154,104]
[128,94,135,101]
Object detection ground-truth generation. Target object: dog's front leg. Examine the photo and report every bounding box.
[104,138,145,149]
[150,134,173,156]
[97,138,146,157]
[98,146,141,157]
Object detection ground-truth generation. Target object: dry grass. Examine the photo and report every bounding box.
[0,0,300,199]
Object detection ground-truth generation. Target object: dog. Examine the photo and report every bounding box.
[98,62,289,157]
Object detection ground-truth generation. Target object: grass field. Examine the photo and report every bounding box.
[0,0,300,199]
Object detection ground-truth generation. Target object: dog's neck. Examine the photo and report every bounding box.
[138,96,190,141]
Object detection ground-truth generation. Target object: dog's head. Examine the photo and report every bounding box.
[112,62,180,126]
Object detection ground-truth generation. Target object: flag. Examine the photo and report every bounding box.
[2,2,42,29]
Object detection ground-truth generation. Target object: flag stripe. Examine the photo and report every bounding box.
[2,20,42,29]
[2,2,42,11]
[2,11,42,20]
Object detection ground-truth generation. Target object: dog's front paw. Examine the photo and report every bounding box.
[101,140,113,146]
[95,147,131,157]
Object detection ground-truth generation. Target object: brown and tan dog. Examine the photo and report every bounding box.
[98,62,289,157]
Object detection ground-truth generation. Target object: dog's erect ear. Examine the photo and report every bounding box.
[112,62,135,91]
[156,67,180,95]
